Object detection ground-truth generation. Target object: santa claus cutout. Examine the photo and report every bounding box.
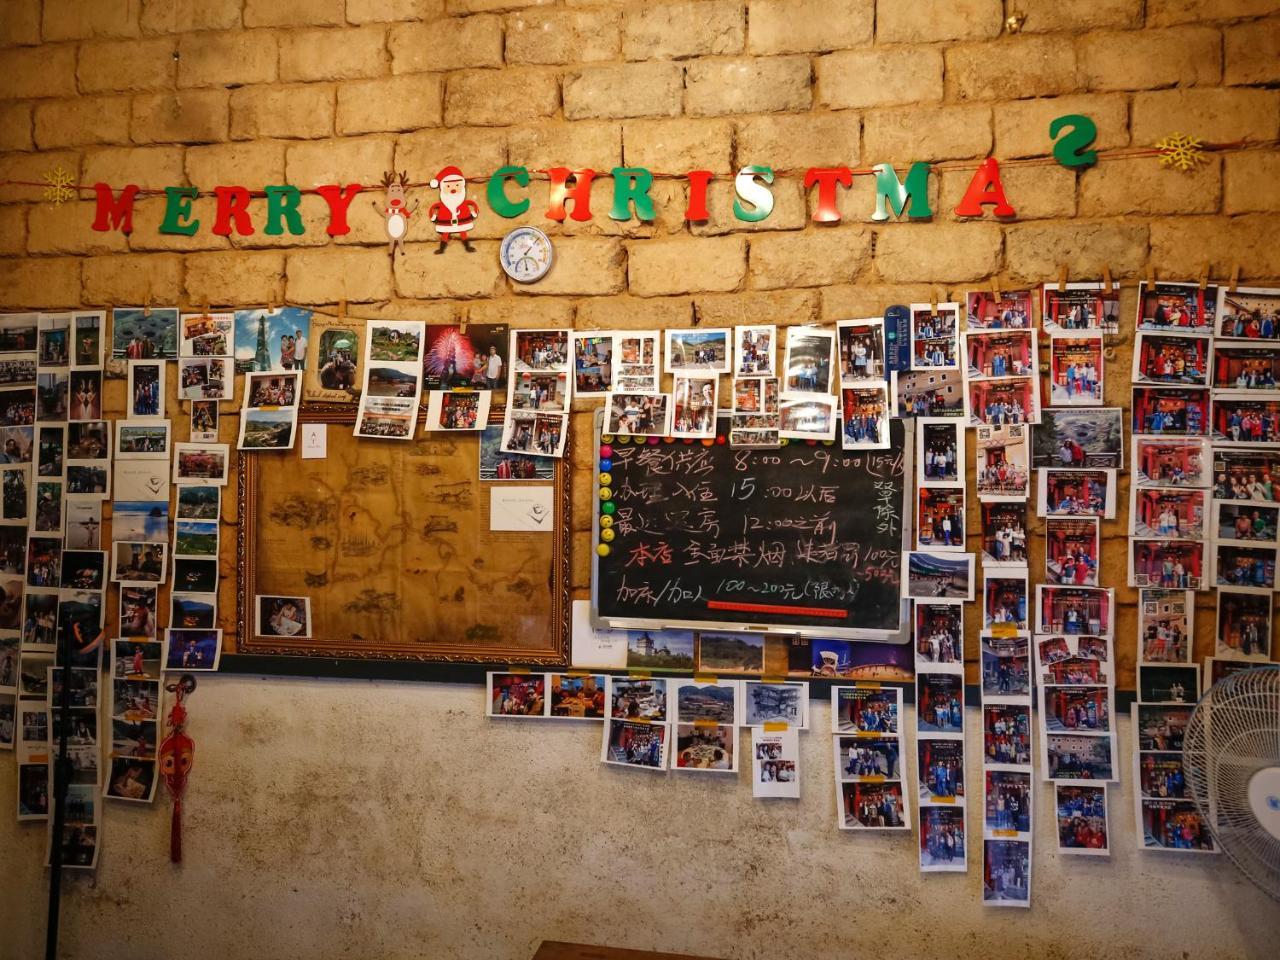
[428,166,479,254]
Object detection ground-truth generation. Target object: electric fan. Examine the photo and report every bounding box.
[1183,665,1280,900]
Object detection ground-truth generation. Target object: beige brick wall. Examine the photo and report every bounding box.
[1,2,1278,683]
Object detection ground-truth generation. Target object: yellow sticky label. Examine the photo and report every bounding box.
[855,681,882,690]
[990,623,1019,639]
[763,721,789,732]
[933,795,956,804]
[628,670,651,680]
[860,774,886,783]
[504,666,531,675]
[760,675,787,684]
[693,718,719,728]
[855,730,882,739]
[993,828,1018,838]
[565,670,591,678]
[693,673,718,683]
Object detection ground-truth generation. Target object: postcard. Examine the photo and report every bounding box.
[1136,280,1217,333]
[1041,282,1120,335]
[1128,538,1206,590]
[735,324,776,378]
[1138,589,1193,663]
[1033,408,1124,469]
[499,410,568,458]
[489,486,554,533]
[920,806,968,872]
[671,723,736,772]
[903,551,975,601]
[751,727,799,798]
[1216,285,1280,340]
[666,328,728,375]
[835,388,883,447]
[742,681,807,729]
[917,418,964,487]
[1131,436,1211,488]
[782,326,835,394]
[966,288,1032,329]
[486,671,547,718]
[837,318,886,385]
[891,368,965,418]
[601,718,667,770]
[1055,784,1109,855]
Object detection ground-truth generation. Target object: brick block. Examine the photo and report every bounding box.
[750,0,872,54]
[1079,27,1221,92]
[574,294,693,330]
[507,10,621,65]
[1146,0,1276,27]
[0,257,80,308]
[356,300,462,326]
[1013,0,1142,32]
[42,0,140,40]
[556,178,690,239]
[389,17,503,74]
[34,96,132,149]
[864,105,991,163]
[230,85,334,141]
[0,103,31,152]
[0,45,76,99]
[285,137,394,189]
[689,178,806,236]
[817,47,943,110]
[178,30,277,87]
[1132,89,1280,146]
[82,253,183,304]
[448,0,552,11]
[0,150,77,203]
[244,0,343,28]
[140,0,242,33]
[622,2,744,60]
[83,145,184,189]
[820,283,938,320]
[280,26,388,82]
[132,90,230,144]
[877,0,1002,42]
[1003,221,1150,284]
[508,121,621,172]
[466,297,575,327]
[0,206,25,256]
[993,94,1129,158]
[185,251,286,305]
[628,236,745,295]
[875,222,1001,283]
[337,76,442,135]
[947,37,1078,101]
[187,142,286,189]
[1225,19,1280,86]
[80,37,176,92]
[1150,215,1280,279]
[735,113,859,169]
[27,201,128,255]
[695,289,818,326]
[514,237,625,295]
[395,242,505,298]
[1224,152,1280,214]
[0,0,40,45]
[396,129,507,181]
[685,57,811,117]
[125,197,231,252]
[748,229,871,289]
[1079,155,1220,216]
[346,0,444,23]
[564,62,682,121]
[940,163,1076,221]
[445,70,560,127]
[286,248,394,304]
[623,118,732,172]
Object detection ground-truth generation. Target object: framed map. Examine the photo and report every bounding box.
[235,406,569,668]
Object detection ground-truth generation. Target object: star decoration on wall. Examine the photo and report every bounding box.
[42,165,76,204]
[1154,133,1207,173]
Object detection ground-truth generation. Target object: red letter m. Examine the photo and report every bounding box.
[92,183,140,233]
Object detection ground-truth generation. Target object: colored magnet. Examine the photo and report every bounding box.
[596,544,611,557]
[599,472,612,486]
[600,528,616,543]
[598,487,612,500]
[600,515,614,529]
[601,501,616,515]
[600,457,612,471]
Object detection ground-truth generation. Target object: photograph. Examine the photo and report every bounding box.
[670,376,717,439]
[1043,685,1111,732]
[1130,386,1210,436]
[67,370,102,421]
[1034,408,1124,469]
[837,318,886,384]
[732,376,778,415]
[510,371,568,413]
[547,674,605,720]
[0,356,35,389]
[1210,393,1280,444]
[1045,517,1100,586]
[1048,334,1104,404]
[1212,542,1277,589]
[1133,331,1211,386]
[0,466,28,523]
[666,328,729,374]
[511,329,569,375]
[1217,286,1280,340]
[975,424,1029,500]
[424,390,490,431]
[1138,752,1188,800]
[18,762,50,818]
[570,332,613,395]
[607,676,668,722]
[112,677,158,721]
[914,602,963,665]
[0,386,36,426]
[72,310,105,366]
[624,628,693,672]
[916,487,966,550]
[500,410,566,458]
[672,723,736,772]
[26,537,62,588]
[1139,589,1193,663]
[117,584,158,639]
[110,716,157,757]
[612,332,659,391]
[111,541,165,585]
[38,312,69,366]
[1041,282,1120,334]
[306,319,361,400]
[477,425,554,481]
[36,424,64,477]
[965,377,1038,428]
[173,520,218,558]
[1215,588,1273,660]
[32,480,63,534]
[37,370,68,420]
[1045,732,1113,781]
[1212,342,1280,391]
[180,311,233,358]
[423,323,507,391]
[1205,656,1256,687]
[1132,437,1210,488]
[782,326,835,394]
[695,631,764,675]
[735,325,775,378]
[126,361,164,420]
[238,407,298,451]
[831,686,900,734]
[0,313,36,352]
[742,681,807,728]
[918,739,965,802]
[605,391,670,437]
[177,485,220,520]
[104,756,157,803]
[0,424,33,463]
[113,421,169,461]
[909,303,960,371]
[112,501,168,543]
[60,549,106,590]
[967,288,1032,329]
[983,574,1029,631]
[65,463,109,497]
[1138,665,1200,705]
[245,371,300,409]
[919,807,967,871]
[838,780,908,830]
[255,595,312,638]
[1136,704,1193,752]
[917,418,963,485]
[163,629,222,672]
[172,443,230,485]
[891,368,965,418]
[171,593,216,629]
[983,704,1032,766]
[1213,447,1280,501]
[177,357,228,401]
[1038,467,1115,518]
[806,639,913,682]
[917,674,964,735]
[111,306,179,361]
[904,550,974,601]
[751,728,799,798]
[835,388,884,447]
[965,329,1034,381]
[1129,538,1206,590]
[836,736,901,780]
[601,718,667,770]
[673,679,739,725]
[233,307,313,373]
[981,635,1030,698]
[1138,798,1215,852]
[364,361,421,401]
[775,395,835,442]
[1056,784,1109,855]
[487,672,547,717]
[1136,280,1216,332]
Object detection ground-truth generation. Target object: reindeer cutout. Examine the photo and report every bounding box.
[373,170,417,260]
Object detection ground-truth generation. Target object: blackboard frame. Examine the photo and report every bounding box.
[590,410,913,642]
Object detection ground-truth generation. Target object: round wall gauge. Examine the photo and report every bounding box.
[499,227,554,283]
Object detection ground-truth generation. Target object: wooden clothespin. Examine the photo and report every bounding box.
[989,275,1002,302]
[929,289,940,314]
[201,300,211,318]
[1229,264,1240,293]
[267,298,277,315]
[1103,266,1114,295]
[1057,265,1068,292]
[1145,263,1155,291]
[337,298,347,319]
[1197,262,1210,291]
[143,301,151,317]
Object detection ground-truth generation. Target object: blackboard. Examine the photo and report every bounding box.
[592,412,913,640]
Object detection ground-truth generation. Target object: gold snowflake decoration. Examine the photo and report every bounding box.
[41,165,76,204]
[1155,133,1207,173]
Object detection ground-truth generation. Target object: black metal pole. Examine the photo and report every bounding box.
[44,629,75,960]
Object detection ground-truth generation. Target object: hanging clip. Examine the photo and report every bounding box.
[1197,262,1210,291]
[989,275,1002,302]
[267,298,277,315]
[1102,266,1114,295]
[338,299,347,319]
[1145,263,1155,291]
[143,302,152,317]
[201,300,211,318]
[929,289,939,314]
[1229,264,1240,293]
[1057,264,1068,292]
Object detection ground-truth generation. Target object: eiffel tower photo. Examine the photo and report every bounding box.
[253,314,273,371]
